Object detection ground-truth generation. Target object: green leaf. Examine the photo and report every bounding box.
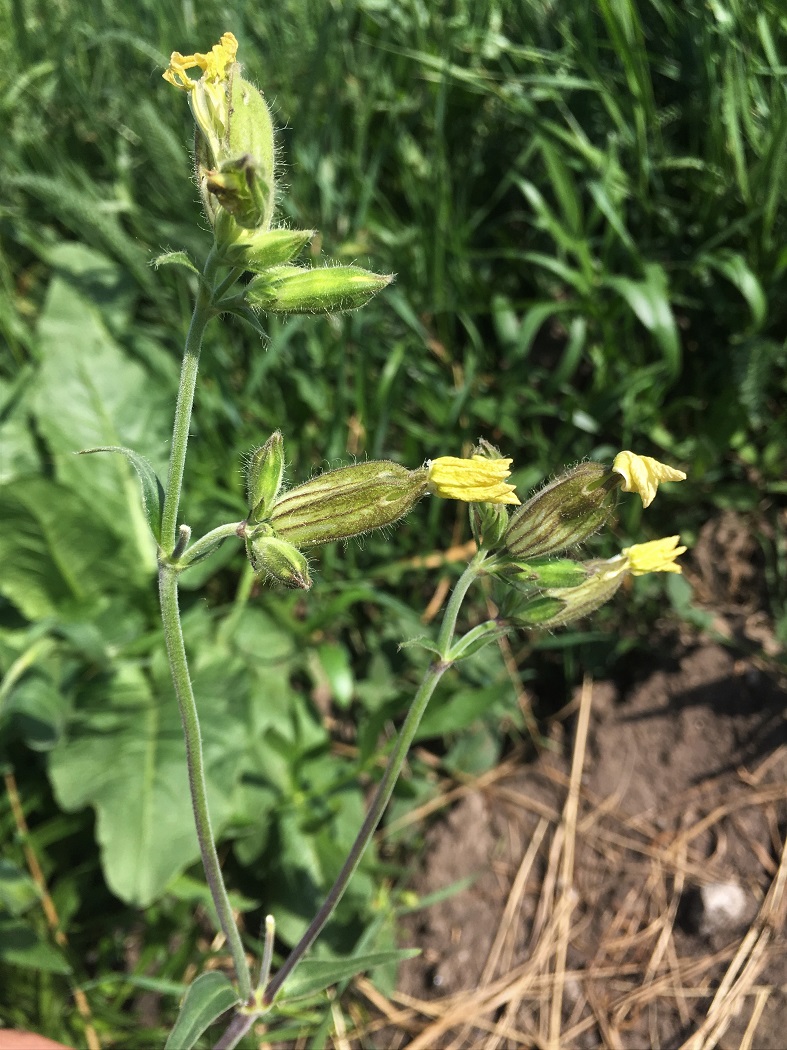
[2,670,67,752]
[31,264,170,571]
[153,250,201,278]
[0,478,139,621]
[415,683,505,741]
[0,860,39,916]
[605,263,680,374]
[0,918,71,974]
[48,656,245,906]
[701,250,767,329]
[314,643,353,709]
[278,949,419,1001]
[228,303,269,339]
[165,971,239,1050]
[79,446,165,544]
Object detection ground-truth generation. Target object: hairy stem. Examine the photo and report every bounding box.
[158,248,251,1001]
[159,565,252,1002]
[161,247,220,555]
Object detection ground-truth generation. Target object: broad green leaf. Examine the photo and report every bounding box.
[79,446,165,543]
[48,657,246,906]
[0,860,39,916]
[415,683,507,741]
[0,376,39,484]
[31,264,170,572]
[278,949,419,1001]
[165,972,239,1050]
[0,478,138,621]
[2,670,67,752]
[0,918,71,974]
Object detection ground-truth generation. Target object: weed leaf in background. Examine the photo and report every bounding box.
[48,653,245,907]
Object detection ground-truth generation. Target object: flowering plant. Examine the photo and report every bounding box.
[78,34,689,1046]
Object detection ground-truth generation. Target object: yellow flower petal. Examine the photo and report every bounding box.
[622,536,687,575]
[612,451,686,508]
[163,32,238,91]
[427,455,521,505]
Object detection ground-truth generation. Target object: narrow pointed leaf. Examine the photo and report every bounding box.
[279,949,419,1001]
[153,250,201,278]
[165,972,239,1050]
[79,446,165,543]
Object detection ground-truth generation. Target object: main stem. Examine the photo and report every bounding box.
[159,566,252,1002]
[158,248,252,1001]
[161,247,219,556]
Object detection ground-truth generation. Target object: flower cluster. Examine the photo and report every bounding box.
[238,437,687,624]
[164,33,391,312]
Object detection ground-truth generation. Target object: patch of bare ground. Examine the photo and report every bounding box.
[341,510,787,1048]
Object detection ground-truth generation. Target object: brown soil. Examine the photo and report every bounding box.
[348,510,787,1048]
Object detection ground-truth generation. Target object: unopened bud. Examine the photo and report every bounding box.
[164,35,276,230]
[270,461,428,548]
[215,219,314,269]
[470,502,509,549]
[246,530,311,589]
[247,265,392,314]
[511,560,625,629]
[507,557,588,589]
[246,432,285,523]
[505,462,615,559]
[205,152,273,231]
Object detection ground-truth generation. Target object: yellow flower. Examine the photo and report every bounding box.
[427,455,521,505]
[162,32,238,92]
[621,535,687,575]
[163,33,239,166]
[612,451,686,508]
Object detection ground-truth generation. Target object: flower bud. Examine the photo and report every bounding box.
[511,560,625,629]
[270,461,428,548]
[205,152,273,231]
[505,462,615,559]
[215,219,315,269]
[507,557,588,589]
[469,501,510,548]
[246,431,285,523]
[164,34,276,230]
[246,531,311,589]
[247,265,392,314]
[510,535,686,630]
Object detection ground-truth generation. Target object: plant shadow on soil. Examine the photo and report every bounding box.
[362,510,787,1049]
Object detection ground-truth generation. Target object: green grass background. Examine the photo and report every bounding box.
[1,0,785,1044]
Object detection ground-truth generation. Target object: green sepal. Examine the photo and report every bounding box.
[505,462,615,559]
[215,218,314,270]
[246,530,311,589]
[247,265,392,315]
[206,154,272,231]
[246,431,285,522]
[269,461,428,548]
[511,595,567,627]
[469,500,509,549]
[78,446,164,543]
[226,74,275,226]
[509,557,588,589]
